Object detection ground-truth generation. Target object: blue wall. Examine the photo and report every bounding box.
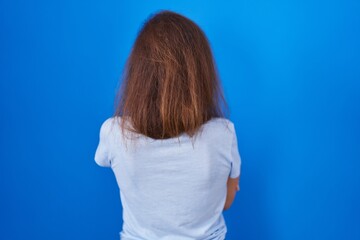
[1,0,359,239]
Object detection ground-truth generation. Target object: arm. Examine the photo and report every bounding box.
[94,118,113,167]
[223,175,240,211]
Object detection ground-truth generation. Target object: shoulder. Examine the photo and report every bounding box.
[99,117,119,135]
[205,117,235,134]
[100,117,114,129]
[197,117,235,144]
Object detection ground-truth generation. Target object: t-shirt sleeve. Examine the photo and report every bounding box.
[94,118,112,167]
[229,123,241,178]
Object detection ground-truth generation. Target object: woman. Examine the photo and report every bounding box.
[95,10,241,240]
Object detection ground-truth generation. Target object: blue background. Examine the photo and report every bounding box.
[1,0,359,239]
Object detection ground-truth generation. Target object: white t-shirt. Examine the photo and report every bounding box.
[94,116,241,240]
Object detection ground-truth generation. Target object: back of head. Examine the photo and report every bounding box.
[114,10,229,140]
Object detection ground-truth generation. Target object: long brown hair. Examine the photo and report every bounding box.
[113,10,229,143]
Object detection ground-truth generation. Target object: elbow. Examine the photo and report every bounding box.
[223,199,234,211]
[223,188,240,211]
[223,203,231,211]
[223,176,240,211]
